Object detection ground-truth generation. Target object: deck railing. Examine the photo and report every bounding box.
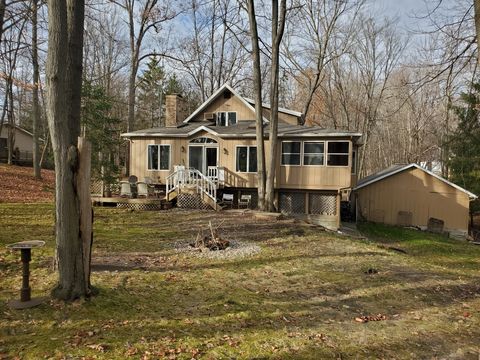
[166,167,217,202]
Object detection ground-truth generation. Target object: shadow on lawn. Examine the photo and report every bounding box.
[29,277,477,358]
[90,250,390,273]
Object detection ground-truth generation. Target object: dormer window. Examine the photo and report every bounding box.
[216,112,237,126]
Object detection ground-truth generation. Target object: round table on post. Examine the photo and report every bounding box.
[6,240,47,310]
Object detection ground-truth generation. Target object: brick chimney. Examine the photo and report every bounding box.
[165,94,188,127]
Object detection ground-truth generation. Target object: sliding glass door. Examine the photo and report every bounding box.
[188,146,218,174]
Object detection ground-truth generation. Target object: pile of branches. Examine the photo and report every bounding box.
[191,221,230,251]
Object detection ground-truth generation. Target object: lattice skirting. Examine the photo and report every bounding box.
[279,191,337,216]
[279,192,306,214]
[309,193,337,216]
[90,180,104,197]
[117,203,162,211]
[177,193,211,210]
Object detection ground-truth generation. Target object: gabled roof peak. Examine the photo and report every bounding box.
[183,83,269,124]
[354,163,477,200]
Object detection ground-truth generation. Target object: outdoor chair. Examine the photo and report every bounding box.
[143,176,157,195]
[137,182,154,198]
[119,181,132,197]
[220,193,234,208]
[238,194,252,209]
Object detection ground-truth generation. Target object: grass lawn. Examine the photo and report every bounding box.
[1,203,480,359]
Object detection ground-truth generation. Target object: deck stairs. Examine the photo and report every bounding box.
[166,167,222,210]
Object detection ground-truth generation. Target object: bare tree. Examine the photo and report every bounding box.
[31,0,41,178]
[283,0,364,125]
[46,0,92,300]
[475,0,480,62]
[246,0,266,210]
[175,0,250,101]
[351,16,406,177]
[265,0,286,211]
[110,0,175,174]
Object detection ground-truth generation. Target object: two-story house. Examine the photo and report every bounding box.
[121,84,362,229]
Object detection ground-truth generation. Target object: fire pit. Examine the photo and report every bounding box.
[6,240,47,309]
[190,221,230,251]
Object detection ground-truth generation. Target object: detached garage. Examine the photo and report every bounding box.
[353,164,478,238]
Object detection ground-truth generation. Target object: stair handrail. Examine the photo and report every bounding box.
[166,167,217,203]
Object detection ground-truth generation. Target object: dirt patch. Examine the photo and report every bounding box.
[91,253,176,272]
[0,164,55,203]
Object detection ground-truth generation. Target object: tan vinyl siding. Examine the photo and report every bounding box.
[191,95,255,122]
[130,134,354,190]
[261,108,299,125]
[0,127,33,153]
[356,167,470,233]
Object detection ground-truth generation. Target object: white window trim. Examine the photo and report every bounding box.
[216,111,238,126]
[351,148,357,174]
[281,140,302,166]
[146,144,171,172]
[235,145,258,173]
[326,140,350,168]
[302,141,326,167]
[187,144,219,173]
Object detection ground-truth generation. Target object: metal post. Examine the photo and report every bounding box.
[20,248,31,302]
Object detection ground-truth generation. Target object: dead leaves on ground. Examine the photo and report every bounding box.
[355,314,388,323]
[0,165,55,203]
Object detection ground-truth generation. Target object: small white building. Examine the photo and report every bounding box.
[0,124,36,162]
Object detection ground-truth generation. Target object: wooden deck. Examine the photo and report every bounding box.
[91,196,167,210]
[92,196,163,204]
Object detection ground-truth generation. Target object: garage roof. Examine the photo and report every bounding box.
[353,163,478,200]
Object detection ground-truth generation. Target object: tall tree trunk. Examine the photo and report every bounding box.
[475,0,480,63]
[265,0,286,212]
[0,0,6,44]
[246,0,266,211]
[7,78,14,165]
[32,0,41,179]
[46,0,92,301]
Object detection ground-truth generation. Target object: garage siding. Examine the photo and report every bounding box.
[356,168,470,233]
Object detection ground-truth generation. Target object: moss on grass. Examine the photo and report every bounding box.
[1,205,480,359]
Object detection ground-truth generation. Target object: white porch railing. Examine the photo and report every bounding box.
[166,166,217,203]
[207,166,225,186]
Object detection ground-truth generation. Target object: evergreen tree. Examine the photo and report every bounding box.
[137,57,165,128]
[81,81,121,189]
[448,82,480,214]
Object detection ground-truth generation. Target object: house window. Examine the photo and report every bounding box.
[281,141,301,165]
[190,137,217,144]
[236,146,257,172]
[303,142,325,166]
[327,141,349,166]
[147,144,170,170]
[216,112,237,126]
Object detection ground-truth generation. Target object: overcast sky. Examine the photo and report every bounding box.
[373,0,428,30]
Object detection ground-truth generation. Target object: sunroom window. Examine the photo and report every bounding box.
[281,141,301,165]
[236,146,257,172]
[147,144,170,170]
[327,141,349,166]
[303,142,325,166]
[216,112,237,126]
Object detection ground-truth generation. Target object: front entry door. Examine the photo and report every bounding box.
[189,146,218,174]
[205,147,217,170]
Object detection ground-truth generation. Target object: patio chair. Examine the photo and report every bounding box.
[220,193,234,208]
[119,181,132,197]
[238,194,251,209]
[137,182,154,198]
